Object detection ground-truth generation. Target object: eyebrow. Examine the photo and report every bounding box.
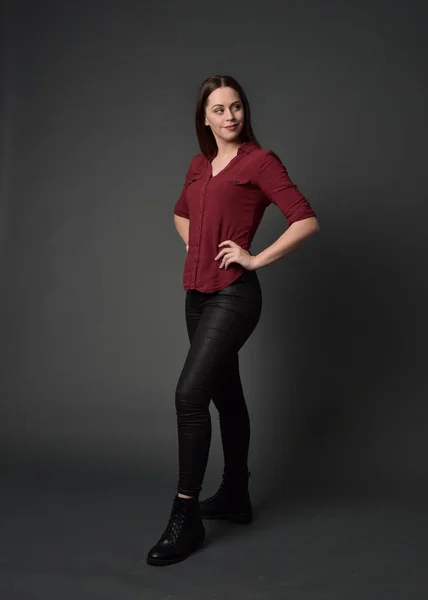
[211,101,241,108]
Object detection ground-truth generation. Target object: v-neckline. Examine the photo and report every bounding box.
[210,147,242,179]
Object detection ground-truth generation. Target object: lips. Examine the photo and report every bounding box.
[225,124,238,130]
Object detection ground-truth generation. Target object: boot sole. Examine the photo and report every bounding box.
[146,532,205,566]
[201,512,252,524]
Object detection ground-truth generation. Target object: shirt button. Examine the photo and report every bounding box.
[193,258,197,262]
[200,209,203,213]
[233,179,238,184]
[197,225,200,230]
[196,242,199,246]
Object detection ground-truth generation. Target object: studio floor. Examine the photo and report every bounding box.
[0,475,426,600]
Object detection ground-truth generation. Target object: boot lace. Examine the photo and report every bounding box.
[163,501,186,545]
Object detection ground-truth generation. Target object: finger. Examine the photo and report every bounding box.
[218,240,233,248]
[219,253,231,268]
[218,248,235,261]
[219,252,232,268]
[215,249,227,261]
[221,253,235,269]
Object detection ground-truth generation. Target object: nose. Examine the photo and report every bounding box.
[226,108,236,121]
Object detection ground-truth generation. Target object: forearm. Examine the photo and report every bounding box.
[253,216,320,269]
[174,214,190,247]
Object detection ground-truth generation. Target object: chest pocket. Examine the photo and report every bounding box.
[227,177,252,186]
[188,174,203,186]
[186,174,204,210]
[225,176,265,209]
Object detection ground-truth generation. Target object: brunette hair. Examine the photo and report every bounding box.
[195,75,260,159]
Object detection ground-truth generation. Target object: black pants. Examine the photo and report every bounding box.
[175,269,263,496]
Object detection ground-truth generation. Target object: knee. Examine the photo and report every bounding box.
[175,379,207,416]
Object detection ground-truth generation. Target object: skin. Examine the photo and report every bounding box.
[175,87,320,498]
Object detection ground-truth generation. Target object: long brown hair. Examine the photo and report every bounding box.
[195,75,260,159]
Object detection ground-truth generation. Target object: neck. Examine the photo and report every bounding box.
[214,139,244,159]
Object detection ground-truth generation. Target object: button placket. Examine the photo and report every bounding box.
[192,178,207,286]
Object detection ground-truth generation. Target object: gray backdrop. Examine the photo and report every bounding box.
[1,0,427,498]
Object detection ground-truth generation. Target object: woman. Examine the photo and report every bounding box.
[147,75,320,566]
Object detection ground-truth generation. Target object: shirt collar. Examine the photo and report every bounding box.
[237,140,260,155]
[208,140,259,162]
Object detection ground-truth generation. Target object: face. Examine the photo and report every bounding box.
[204,86,244,144]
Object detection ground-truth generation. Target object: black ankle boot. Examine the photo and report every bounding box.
[199,471,252,524]
[146,495,205,566]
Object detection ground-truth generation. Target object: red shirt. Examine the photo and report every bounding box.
[173,141,316,293]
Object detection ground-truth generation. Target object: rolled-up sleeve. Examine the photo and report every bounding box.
[256,150,316,226]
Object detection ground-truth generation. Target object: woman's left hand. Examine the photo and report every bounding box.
[215,240,258,270]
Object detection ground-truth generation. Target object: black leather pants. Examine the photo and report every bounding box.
[175,269,262,496]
